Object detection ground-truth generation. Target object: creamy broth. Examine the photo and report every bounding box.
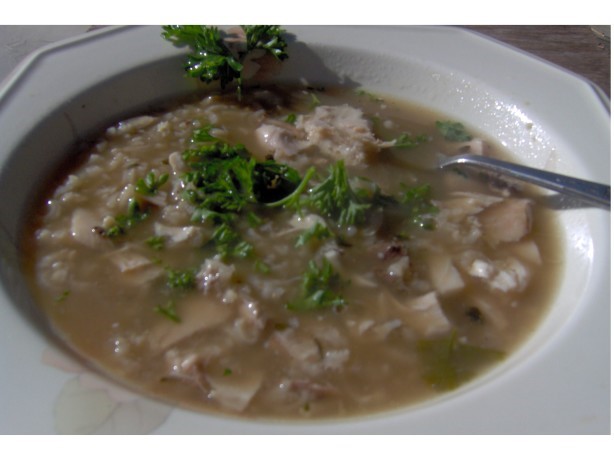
[22,86,562,419]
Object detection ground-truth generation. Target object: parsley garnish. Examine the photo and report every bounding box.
[54,290,71,302]
[417,330,505,391]
[393,132,429,149]
[162,25,288,97]
[287,259,346,311]
[103,198,150,238]
[295,222,333,247]
[180,126,304,260]
[308,161,372,228]
[135,171,169,196]
[399,184,439,230]
[436,120,473,142]
[166,267,196,290]
[145,235,166,250]
[154,301,181,323]
[211,222,254,259]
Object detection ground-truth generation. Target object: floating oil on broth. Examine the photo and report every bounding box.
[21,85,563,419]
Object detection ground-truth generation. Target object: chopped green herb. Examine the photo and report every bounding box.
[392,132,429,149]
[254,259,271,274]
[285,113,297,124]
[252,159,302,204]
[223,368,233,376]
[166,267,196,289]
[103,198,150,238]
[145,235,166,250]
[135,171,169,196]
[399,184,439,230]
[54,290,70,302]
[436,120,473,142]
[190,125,220,143]
[211,222,253,260]
[266,166,316,211]
[287,258,346,311]
[242,25,289,60]
[154,301,181,323]
[417,330,505,391]
[295,222,333,247]
[355,88,384,102]
[309,92,321,109]
[162,25,288,97]
[308,161,372,228]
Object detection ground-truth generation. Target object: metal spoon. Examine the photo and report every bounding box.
[438,153,610,209]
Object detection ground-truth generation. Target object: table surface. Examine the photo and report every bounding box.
[1,25,611,99]
[463,25,611,98]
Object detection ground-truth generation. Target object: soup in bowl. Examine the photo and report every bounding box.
[0,26,609,434]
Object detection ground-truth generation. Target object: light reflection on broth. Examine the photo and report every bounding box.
[21,86,562,419]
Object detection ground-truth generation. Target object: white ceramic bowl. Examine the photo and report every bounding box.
[0,25,610,434]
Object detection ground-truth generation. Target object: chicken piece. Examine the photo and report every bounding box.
[478,198,533,246]
[196,256,236,295]
[490,258,530,292]
[509,240,542,266]
[458,138,490,156]
[440,192,503,218]
[154,222,209,248]
[426,252,465,295]
[295,105,390,165]
[373,241,412,288]
[460,252,531,293]
[267,329,321,364]
[148,293,234,351]
[435,192,503,244]
[106,247,164,285]
[255,123,305,160]
[227,300,266,345]
[396,291,452,338]
[70,208,110,250]
[256,105,392,167]
[205,371,263,413]
[266,328,350,375]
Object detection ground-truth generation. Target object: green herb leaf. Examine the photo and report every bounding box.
[166,267,196,289]
[135,171,169,196]
[162,25,288,96]
[295,222,333,247]
[308,161,372,228]
[211,222,253,259]
[392,132,429,149]
[435,120,473,142]
[252,159,302,203]
[162,25,242,90]
[417,330,505,391]
[399,184,439,230]
[145,235,166,250]
[265,166,315,211]
[154,301,181,323]
[103,198,150,238]
[241,25,289,61]
[54,290,71,302]
[287,259,346,311]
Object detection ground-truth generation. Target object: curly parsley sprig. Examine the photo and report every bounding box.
[162,25,288,97]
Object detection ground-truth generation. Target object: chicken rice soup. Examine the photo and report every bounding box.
[22,86,562,419]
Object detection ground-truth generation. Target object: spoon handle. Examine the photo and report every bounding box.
[439,154,611,209]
